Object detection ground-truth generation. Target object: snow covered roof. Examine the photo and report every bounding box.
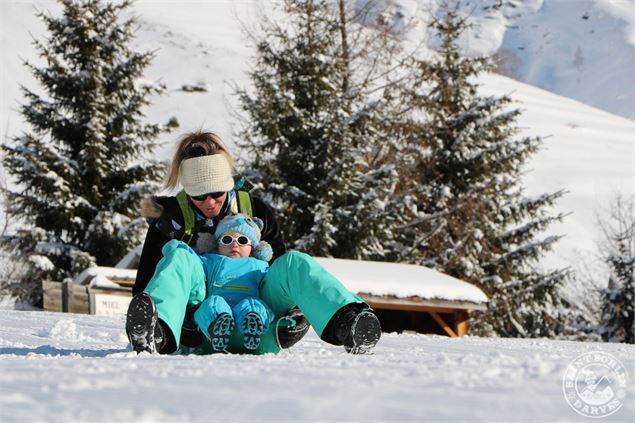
[115,244,143,269]
[314,258,488,306]
[74,267,137,287]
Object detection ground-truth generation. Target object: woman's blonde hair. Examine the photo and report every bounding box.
[165,131,235,191]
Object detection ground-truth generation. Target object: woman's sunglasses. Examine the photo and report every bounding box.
[191,191,226,201]
[219,235,252,246]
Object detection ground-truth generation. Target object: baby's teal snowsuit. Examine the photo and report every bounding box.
[192,244,274,340]
[144,240,365,354]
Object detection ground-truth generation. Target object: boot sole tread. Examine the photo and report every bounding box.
[210,313,234,351]
[126,293,157,353]
[346,311,381,354]
[243,313,264,350]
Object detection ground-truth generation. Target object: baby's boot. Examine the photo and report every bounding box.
[208,312,234,352]
[243,312,264,350]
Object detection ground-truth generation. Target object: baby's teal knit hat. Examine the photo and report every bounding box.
[214,214,273,262]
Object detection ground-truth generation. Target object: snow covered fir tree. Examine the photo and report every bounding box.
[599,195,634,344]
[236,0,401,259]
[392,2,571,337]
[0,0,176,305]
[236,0,581,338]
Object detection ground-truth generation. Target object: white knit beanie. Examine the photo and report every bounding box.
[179,155,234,196]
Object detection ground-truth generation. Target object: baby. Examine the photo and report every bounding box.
[191,214,274,351]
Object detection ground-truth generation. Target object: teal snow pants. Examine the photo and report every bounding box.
[144,249,364,354]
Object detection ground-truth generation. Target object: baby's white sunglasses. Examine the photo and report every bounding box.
[219,235,252,246]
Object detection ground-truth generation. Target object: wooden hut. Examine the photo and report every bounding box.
[314,258,488,337]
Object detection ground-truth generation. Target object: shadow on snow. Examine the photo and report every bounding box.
[0,345,127,357]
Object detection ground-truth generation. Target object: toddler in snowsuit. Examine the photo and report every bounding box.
[165,214,275,351]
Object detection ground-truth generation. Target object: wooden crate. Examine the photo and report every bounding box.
[43,280,133,315]
[89,287,132,315]
[69,284,90,314]
[69,284,132,315]
[43,280,65,312]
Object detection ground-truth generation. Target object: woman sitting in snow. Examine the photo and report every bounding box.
[127,130,382,355]
[129,212,380,354]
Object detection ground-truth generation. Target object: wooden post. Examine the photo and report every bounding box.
[429,311,458,337]
[455,310,469,336]
[62,280,70,312]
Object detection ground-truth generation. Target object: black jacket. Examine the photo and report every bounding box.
[133,193,286,295]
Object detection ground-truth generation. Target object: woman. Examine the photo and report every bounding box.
[132,131,294,352]
[127,131,381,355]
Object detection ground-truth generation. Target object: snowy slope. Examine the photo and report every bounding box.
[494,0,635,120]
[353,0,635,119]
[0,309,634,422]
[0,1,633,289]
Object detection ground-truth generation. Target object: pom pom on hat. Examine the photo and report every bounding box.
[253,240,273,262]
[180,155,234,196]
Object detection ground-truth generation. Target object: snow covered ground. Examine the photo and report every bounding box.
[0,309,633,422]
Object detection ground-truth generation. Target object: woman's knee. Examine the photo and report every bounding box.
[153,246,206,298]
[164,246,200,265]
[274,251,315,271]
[281,250,311,261]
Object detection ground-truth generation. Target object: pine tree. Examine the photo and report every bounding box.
[236,0,400,259]
[1,0,176,305]
[599,195,634,344]
[394,1,569,337]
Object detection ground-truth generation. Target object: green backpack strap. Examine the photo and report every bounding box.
[236,191,253,218]
[179,187,251,243]
[176,190,196,244]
